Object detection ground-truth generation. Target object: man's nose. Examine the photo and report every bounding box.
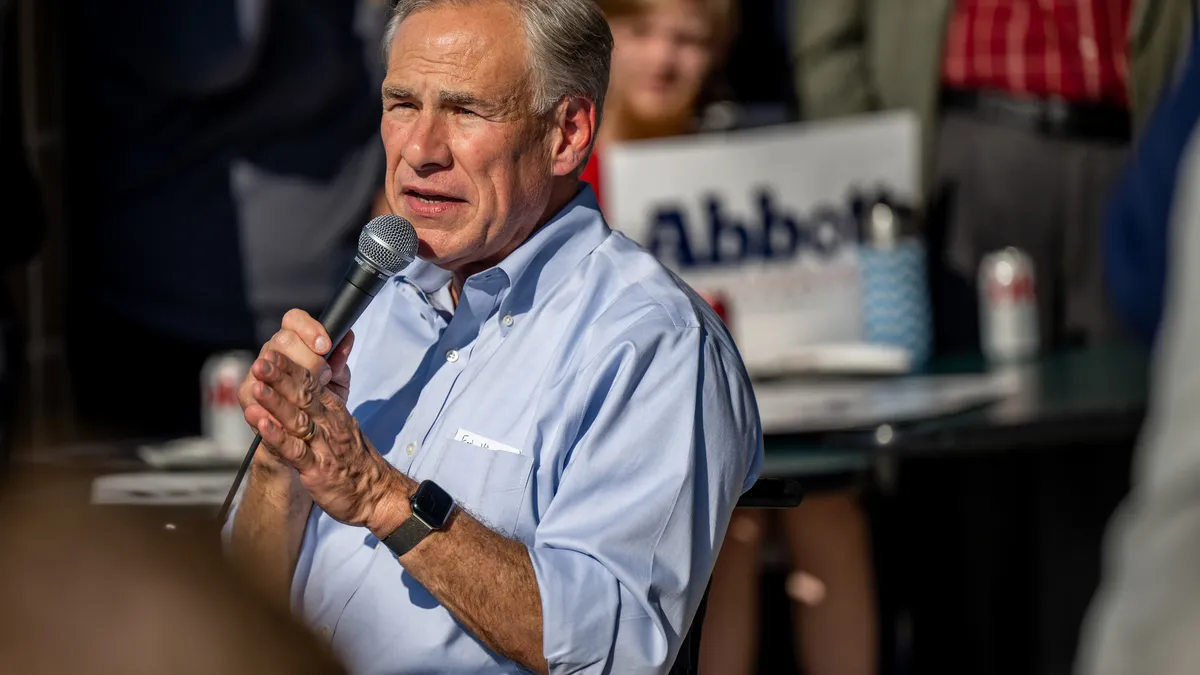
[402,113,452,172]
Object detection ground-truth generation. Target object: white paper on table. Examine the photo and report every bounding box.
[754,371,1023,436]
[747,342,915,378]
[138,436,245,470]
[91,472,237,506]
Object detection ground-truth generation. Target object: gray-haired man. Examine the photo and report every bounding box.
[225,1,762,673]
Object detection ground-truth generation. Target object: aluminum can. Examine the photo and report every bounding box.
[202,351,256,454]
[978,247,1039,362]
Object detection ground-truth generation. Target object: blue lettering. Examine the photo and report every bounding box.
[706,196,751,264]
[640,187,914,269]
[648,208,695,267]
[757,190,799,259]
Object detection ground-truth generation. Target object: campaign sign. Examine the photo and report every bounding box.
[603,110,920,371]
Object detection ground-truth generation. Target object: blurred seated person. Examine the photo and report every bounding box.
[0,471,346,675]
[1074,28,1200,675]
[590,1,879,674]
[61,0,391,442]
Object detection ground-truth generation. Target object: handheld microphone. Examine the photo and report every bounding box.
[217,214,419,523]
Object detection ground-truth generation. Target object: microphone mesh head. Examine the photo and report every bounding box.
[359,214,419,275]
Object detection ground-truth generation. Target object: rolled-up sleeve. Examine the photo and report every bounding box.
[529,316,762,674]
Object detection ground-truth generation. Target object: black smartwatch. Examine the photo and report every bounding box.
[382,480,456,559]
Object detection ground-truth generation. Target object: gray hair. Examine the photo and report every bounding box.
[382,0,613,129]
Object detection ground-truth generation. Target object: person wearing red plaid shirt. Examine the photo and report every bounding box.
[793,1,1194,674]
[794,0,1195,357]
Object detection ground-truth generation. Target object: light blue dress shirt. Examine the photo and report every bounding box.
[237,185,762,674]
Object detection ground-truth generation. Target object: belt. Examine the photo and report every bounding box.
[941,89,1131,143]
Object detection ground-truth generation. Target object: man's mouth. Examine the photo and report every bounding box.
[404,188,464,204]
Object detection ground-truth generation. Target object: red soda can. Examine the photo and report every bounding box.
[978,247,1039,362]
[202,351,256,455]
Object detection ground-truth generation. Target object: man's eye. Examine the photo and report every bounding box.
[455,107,478,117]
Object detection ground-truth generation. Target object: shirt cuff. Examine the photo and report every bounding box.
[529,546,620,674]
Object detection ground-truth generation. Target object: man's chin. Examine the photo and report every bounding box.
[415,239,477,273]
[416,240,438,261]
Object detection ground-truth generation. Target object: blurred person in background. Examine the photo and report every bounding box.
[0,471,346,675]
[60,0,391,442]
[794,0,1194,355]
[588,2,879,674]
[1074,29,1200,675]
[583,0,733,209]
[1103,20,1199,349]
[0,0,45,468]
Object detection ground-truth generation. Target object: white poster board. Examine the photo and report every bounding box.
[604,111,920,371]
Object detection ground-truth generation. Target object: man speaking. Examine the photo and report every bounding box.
[225,0,762,673]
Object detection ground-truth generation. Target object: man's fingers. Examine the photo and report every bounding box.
[251,379,318,440]
[254,415,314,470]
[239,338,284,410]
[328,364,351,403]
[282,308,333,357]
[239,311,335,415]
[262,350,323,408]
[328,330,355,396]
[328,329,355,372]
[270,329,332,385]
[241,402,275,433]
[238,374,259,411]
[251,351,330,431]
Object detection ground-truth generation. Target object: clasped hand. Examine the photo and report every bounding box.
[238,309,407,531]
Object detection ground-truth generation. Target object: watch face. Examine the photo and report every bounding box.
[412,481,455,529]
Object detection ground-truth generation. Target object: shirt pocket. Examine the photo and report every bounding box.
[426,439,534,538]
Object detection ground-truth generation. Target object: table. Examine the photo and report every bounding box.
[759,345,1150,675]
[763,345,1147,462]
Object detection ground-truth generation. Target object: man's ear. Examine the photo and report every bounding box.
[549,95,596,177]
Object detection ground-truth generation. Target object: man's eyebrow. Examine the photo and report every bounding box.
[438,89,489,109]
[441,88,501,112]
[382,84,497,111]
[382,85,414,101]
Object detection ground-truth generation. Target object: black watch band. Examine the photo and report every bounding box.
[382,515,433,559]
[381,480,455,559]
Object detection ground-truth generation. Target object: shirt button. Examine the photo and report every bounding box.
[501,314,514,327]
[405,443,416,456]
[446,349,459,363]
[318,626,332,641]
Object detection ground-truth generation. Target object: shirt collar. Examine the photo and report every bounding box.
[394,184,610,324]
[494,184,609,315]
[396,257,454,296]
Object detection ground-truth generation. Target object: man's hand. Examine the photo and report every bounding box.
[240,309,409,530]
[238,310,353,472]
[239,308,353,408]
